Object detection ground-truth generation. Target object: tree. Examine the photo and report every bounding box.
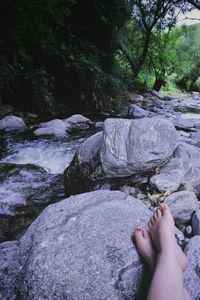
[176,24,200,91]
[118,0,194,78]
[147,27,181,90]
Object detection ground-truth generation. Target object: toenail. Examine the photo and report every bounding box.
[136,226,142,231]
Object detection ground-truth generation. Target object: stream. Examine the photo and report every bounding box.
[0,129,97,241]
[1,91,200,242]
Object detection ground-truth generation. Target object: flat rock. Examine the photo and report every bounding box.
[40,119,69,131]
[174,116,200,130]
[149,157,185,193]
[33,127,69,138]
[150,170,183,193]
[63,114,90,124]
[165,191,199,225]
[17,190,152,300]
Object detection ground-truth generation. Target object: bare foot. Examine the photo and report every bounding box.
[134,227,156,271]
[148,203,188,272]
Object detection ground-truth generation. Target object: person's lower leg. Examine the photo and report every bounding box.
[134,203,192,300]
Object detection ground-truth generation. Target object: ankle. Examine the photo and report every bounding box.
[156,250,181,269]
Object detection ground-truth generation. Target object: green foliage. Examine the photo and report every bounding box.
[175,24,200,91]
[0,0,199,114]
[0,0,130,114]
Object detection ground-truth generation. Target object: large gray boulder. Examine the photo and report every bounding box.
[184,236,200,300]
[12,190,151,300]
[101,118,178,177]
[65,118,178,194]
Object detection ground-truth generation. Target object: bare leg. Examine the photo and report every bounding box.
[147,203,191,300]
[134,206,191,300]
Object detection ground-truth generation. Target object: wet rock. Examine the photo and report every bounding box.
[40,119,69,131]
[192,210,200,235]
[165,191,199,225]
[184,236,200,300]
[64,132,104,195]
[0,163,65,242]
[0,241,21,300]
[0,115,27,132]
[17,190,152,300]
[33,127,69,138]
[63,114,90,124]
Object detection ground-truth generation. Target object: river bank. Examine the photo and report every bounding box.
[1,91,200,299]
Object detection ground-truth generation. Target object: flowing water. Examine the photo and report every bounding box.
[0,129,96,241]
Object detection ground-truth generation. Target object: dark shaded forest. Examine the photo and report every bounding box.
[0,0,199,115]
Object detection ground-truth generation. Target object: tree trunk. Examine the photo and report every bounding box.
[133,33,151,77]
[153,77,165,91]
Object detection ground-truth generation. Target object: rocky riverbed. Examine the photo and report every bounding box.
[1,91,200,299]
